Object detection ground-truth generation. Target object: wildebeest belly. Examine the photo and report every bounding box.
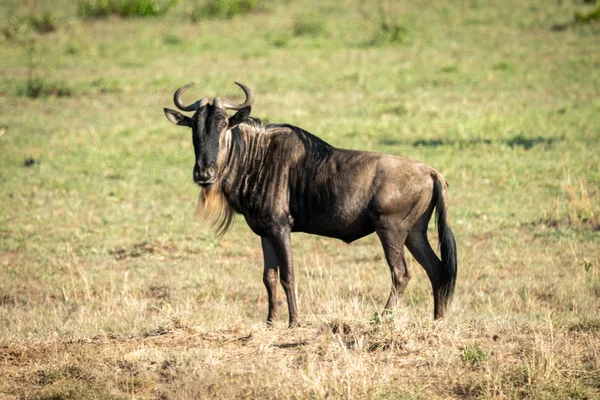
[291,209,375,243]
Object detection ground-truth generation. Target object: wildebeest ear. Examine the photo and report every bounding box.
[228,106,251,129]
[164,108,192,127]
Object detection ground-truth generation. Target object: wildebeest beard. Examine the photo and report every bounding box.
[195,181,235,236]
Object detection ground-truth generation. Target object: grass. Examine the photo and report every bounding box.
[191,0,263,21]
[27,11,60,33]
[460,343,490,365]
[293,13,328,37]
[365,0,413,45]
[78,0,176,18]
[0,0,599,398]
[1,12,60,40]
[574,1,600,24]
[17,76,73,98]
[566,177,598,228]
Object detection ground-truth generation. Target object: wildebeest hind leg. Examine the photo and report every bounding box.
[376,228,411,313]
[406,232,445,319]
[261,237,279,325]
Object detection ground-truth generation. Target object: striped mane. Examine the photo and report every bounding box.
[195,117,332,236]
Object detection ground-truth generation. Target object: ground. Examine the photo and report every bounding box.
[0,0,599,398]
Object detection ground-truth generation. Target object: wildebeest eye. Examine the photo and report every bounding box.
[220,121,227,128]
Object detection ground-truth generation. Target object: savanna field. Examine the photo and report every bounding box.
[1,0,599,398]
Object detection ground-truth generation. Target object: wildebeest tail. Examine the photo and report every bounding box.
[433,175,457,308]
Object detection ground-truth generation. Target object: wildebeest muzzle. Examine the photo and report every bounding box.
[193,163,216,186]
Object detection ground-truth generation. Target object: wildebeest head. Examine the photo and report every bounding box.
[163,82,253,187]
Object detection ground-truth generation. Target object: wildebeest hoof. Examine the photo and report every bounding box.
[288,320,300,329]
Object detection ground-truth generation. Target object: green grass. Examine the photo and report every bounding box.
[365,0,414,45]
[460,343,490,365]
[0,0,599,398]
[191,0,263,21]
[17,76,73,98]
[78,0,176,18]
[27,11,60,33]
[293,12,328,37]
[575,1,600,24]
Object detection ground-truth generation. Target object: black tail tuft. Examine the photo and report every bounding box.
[434,178,458,308]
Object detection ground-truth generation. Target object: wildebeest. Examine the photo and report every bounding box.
[164,82,457,327]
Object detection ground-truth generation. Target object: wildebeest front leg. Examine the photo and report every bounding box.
[268,227,298,327]
[261,237,279,325]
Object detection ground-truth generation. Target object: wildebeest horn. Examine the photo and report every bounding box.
[213,82,254,111]
[173,82,209,112]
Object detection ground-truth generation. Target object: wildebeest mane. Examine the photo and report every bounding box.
[196,118,333,236]
[272,123,334,166]
[236,118,333,164]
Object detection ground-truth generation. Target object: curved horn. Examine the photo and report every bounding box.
[173,82,209,112]
[217,82,254,111]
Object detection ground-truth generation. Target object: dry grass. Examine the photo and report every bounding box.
[566,177,598,229]
[540,169,600,232]
[1,229,599,399]
[1,315,598,399]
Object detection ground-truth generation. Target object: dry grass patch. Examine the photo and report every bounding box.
[538,171,600,232]
[1,316,598,399]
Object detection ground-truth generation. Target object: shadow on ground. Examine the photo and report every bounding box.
[380,134,564,150]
